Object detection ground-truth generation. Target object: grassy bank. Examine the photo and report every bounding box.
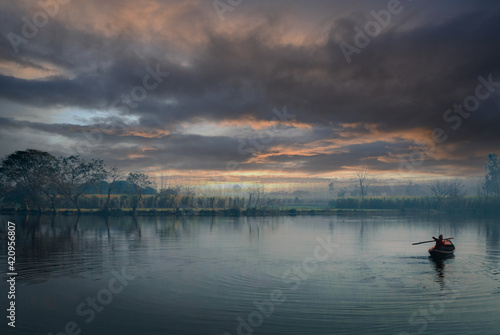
[0,207,400,217]
[1,195,499,216]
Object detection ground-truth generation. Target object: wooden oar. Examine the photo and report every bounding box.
[412,238,453,245]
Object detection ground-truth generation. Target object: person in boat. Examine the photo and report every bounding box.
[432,234,446,249]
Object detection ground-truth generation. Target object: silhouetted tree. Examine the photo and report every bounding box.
[102,166,123,213]
[354,168,369,197]
[127,172,152,215]
[40,161,59,214]
[53,156,106,214]
[405,182,421,196]
[0,149,56,211]
[430,179,465,207]
[247,185,275,210]
[328,179,336,198]
[337,187,348,198]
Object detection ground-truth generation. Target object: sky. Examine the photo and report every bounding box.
[1,0,499,185]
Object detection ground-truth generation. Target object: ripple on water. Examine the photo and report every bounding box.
[4,214,500,335]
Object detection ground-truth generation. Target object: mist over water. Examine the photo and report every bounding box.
[1,214,499,335]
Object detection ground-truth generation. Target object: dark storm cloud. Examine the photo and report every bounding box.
[1,0,499,175]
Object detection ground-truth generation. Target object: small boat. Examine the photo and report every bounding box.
[429,240,455,258]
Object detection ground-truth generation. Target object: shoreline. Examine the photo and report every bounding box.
[1,207,499,217]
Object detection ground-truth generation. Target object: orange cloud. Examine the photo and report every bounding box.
[0,59,68,80]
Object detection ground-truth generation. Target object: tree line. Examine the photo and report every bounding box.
[0,149,153,215]
[330,155,500,201]
[0,149,279,215]
[334,195,499,211]
[1,149,499,214]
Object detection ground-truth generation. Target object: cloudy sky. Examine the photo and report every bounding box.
[1,0,499,183]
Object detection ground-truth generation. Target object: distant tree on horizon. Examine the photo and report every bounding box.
[429,178,465,207]
[328,179,335,198]
[354,168,370,197]
[247,184,276,210]
[484,153,500,199]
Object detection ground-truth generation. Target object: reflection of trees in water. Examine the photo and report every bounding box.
[247,217,259,238]
[105,216,111,239]
[329,219,334,234]
[485,220,499,258]
[485,219,500,284]
[0,215,148,284]
[124,215,143,253]
[246,217,281,239]
[358,217,368,246]
[0,215,309,289]
[155,216,282,241]
[156,217,192,241]
[7,215,102,283]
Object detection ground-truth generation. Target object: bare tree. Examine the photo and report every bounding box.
[247,185,275,210]
[40,161,59,215]
[103,166,123,213]
[448,179,466,199]
[181,186,195,196]
[430,179,465,206]
[172,194,183,212]
[53,156,106,215]
[127,172,152,215]
[354,168,370,197]
[209,196,216,212]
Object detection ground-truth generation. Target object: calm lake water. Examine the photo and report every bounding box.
[1,214,499,335]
